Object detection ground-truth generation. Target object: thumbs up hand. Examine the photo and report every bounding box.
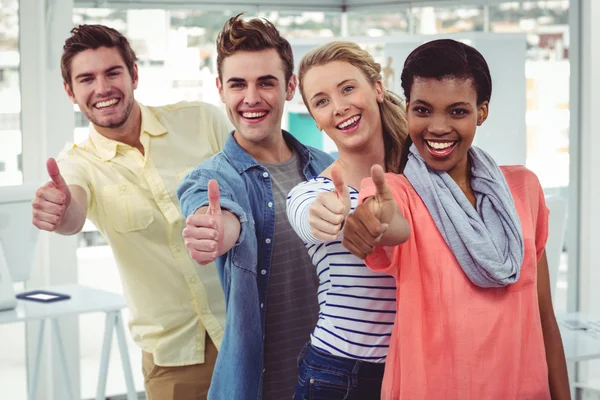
[183,180,225,265]
[308,165,352,242]
[31,158,73,231]
[364,164,397,225]
[342,165,406,260]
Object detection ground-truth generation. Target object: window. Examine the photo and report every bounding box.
[489,1,570,190]
[0,1,27,398]
[347,10,410,36]
[0,0,21,187]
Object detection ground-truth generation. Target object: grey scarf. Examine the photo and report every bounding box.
[403,144,524,288]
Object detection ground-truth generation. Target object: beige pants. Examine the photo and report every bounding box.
[142,335,218,400]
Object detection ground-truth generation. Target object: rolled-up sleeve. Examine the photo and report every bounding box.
[287,180,333,246]
[177,165,249,247]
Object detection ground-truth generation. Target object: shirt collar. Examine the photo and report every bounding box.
[88,102,168,161]
[222,129,312,174]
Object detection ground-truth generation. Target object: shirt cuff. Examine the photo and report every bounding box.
[364,246,394,274]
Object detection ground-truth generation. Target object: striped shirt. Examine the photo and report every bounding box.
[286,177,396,363]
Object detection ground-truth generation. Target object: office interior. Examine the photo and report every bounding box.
[0,0,599,399]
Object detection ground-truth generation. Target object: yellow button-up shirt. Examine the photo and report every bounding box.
[57,101,232,366]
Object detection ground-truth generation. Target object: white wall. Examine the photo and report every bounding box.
[572,0,600,392]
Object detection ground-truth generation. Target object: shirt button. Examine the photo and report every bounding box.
[262,172,269,178]
[267,202,273,208]
[260,303,264,309]
[173,246,181,253]
[261,269,266,275]
[120,185,127,192]
[265,238,271,244]
[189,276,197,284]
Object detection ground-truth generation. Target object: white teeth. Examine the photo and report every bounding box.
[242,112,267,119]
[95,98,119,108]
[427,140,455,150]
[337,115,361,129]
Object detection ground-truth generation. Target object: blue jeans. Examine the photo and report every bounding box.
[293,342,385,400]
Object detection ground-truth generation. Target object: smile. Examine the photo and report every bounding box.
[94,98,119,109]
[425,140,458,158]
[241,111,268,119]
[336,115,361,130]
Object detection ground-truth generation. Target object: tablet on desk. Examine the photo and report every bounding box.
[16,290,71,303]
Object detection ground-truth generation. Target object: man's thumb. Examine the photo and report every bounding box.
[206,180,222,215]
[46,158,69,191]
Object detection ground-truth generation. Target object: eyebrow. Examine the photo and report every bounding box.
[310,79,357,101]
[226,75,279,83]
[74,65,124,81]
[412,99,472,109]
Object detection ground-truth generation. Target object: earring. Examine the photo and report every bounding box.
[316,125,322,131]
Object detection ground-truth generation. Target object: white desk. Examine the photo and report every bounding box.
[0,284,136,400]
[559,312,600,362]
[558,312,600,399]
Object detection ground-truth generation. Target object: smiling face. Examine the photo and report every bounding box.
[302,60,384,154]
[407,76,488,180]
[64,46,138,131]
[216,48,296,149]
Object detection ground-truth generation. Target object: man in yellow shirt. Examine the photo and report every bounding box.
[30,24,231,399]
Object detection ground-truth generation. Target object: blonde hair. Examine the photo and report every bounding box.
[298,41,408,173]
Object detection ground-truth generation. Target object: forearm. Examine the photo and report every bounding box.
[290,197,324,246]
[541,311,571,399]
[55,186,87,235]
[378,207,410,246]
[220,211,241,255]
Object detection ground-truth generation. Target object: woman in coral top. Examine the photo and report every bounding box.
[341,39,570,400]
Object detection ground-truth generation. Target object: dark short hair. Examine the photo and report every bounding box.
[61,24,137,89]
[400,38,492,105]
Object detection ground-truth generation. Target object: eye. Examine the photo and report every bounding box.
[342,85,355,94]
[108,71,120,78]
[260,81,275,88]
[230,83,245,89]
[315,98,328,107]
[80,77,93,84]
[451,108,469,116]
[412,106,430,115]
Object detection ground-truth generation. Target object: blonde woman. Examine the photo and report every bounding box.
[286,41,409,399]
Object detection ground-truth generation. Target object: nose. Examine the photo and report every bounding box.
[427,114,451,136]
[94,76,111,96]
[333,97,350,116]
[244,85,260,107]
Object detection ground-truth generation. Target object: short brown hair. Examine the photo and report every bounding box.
[216,13,294,83]
[61,24,137,89]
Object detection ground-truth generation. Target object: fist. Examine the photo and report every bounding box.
[31,158,72,232]
[183,180,224,265]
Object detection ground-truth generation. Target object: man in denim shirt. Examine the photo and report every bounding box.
[177,15,333,400]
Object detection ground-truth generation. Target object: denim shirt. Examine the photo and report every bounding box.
[177,130,333,400]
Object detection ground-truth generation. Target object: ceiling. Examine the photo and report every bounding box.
[73,0,520,12]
